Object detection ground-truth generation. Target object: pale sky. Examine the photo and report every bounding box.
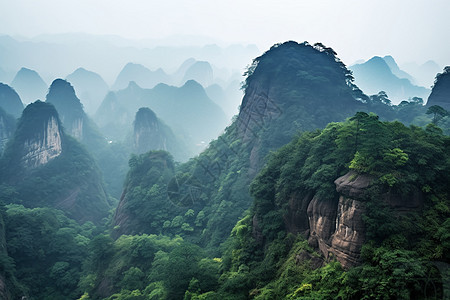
[1,0,449,66]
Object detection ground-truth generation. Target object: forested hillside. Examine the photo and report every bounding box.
[0,41,448,299]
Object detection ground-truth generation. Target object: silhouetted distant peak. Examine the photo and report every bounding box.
[135,107,157,124]
[183,79,202,88]
[427,66,450,109]
[65,68,109,115]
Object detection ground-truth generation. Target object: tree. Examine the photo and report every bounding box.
[426,105,448,124]
[370,91,391,106]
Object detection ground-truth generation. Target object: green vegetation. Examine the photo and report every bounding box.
[0,41,449,299]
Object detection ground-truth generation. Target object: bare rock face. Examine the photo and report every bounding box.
[288,170,423,269]
[22,115,62,169]
[330,196,366,268]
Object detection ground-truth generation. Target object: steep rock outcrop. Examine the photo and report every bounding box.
[21,114,62,169]
[307,171,423,269]
[10,67,47,105]
[2,101,64,171]
[0,83,24,118]
[46,79,85,140]
[66,67,109,115]
[0,101,111,223]
[426,66,450,110]
[237,42,364,172]
[134,107,167,153]
[307,196,338,261]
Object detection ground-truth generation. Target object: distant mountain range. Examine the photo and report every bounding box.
[350,56,431,104]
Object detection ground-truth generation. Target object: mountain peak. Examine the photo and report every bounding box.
[427,66,450,109]
[11,101,63,170]
[113,63,171,90]
[10,67,47,105]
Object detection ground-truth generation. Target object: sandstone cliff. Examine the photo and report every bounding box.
[0,101,111,224]
[305,171,422,268]
[46,79,86,140]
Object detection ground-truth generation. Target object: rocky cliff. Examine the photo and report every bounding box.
[10,67,47,105]
[237,42,364,173]
[2,101,63,171]
[46,79,85,140]
[0,83,24,118]
[0,108,16,154]
[134,107,167,153]
[426,66,450,110]
[21,114,62,169]
[0,101,111,223]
